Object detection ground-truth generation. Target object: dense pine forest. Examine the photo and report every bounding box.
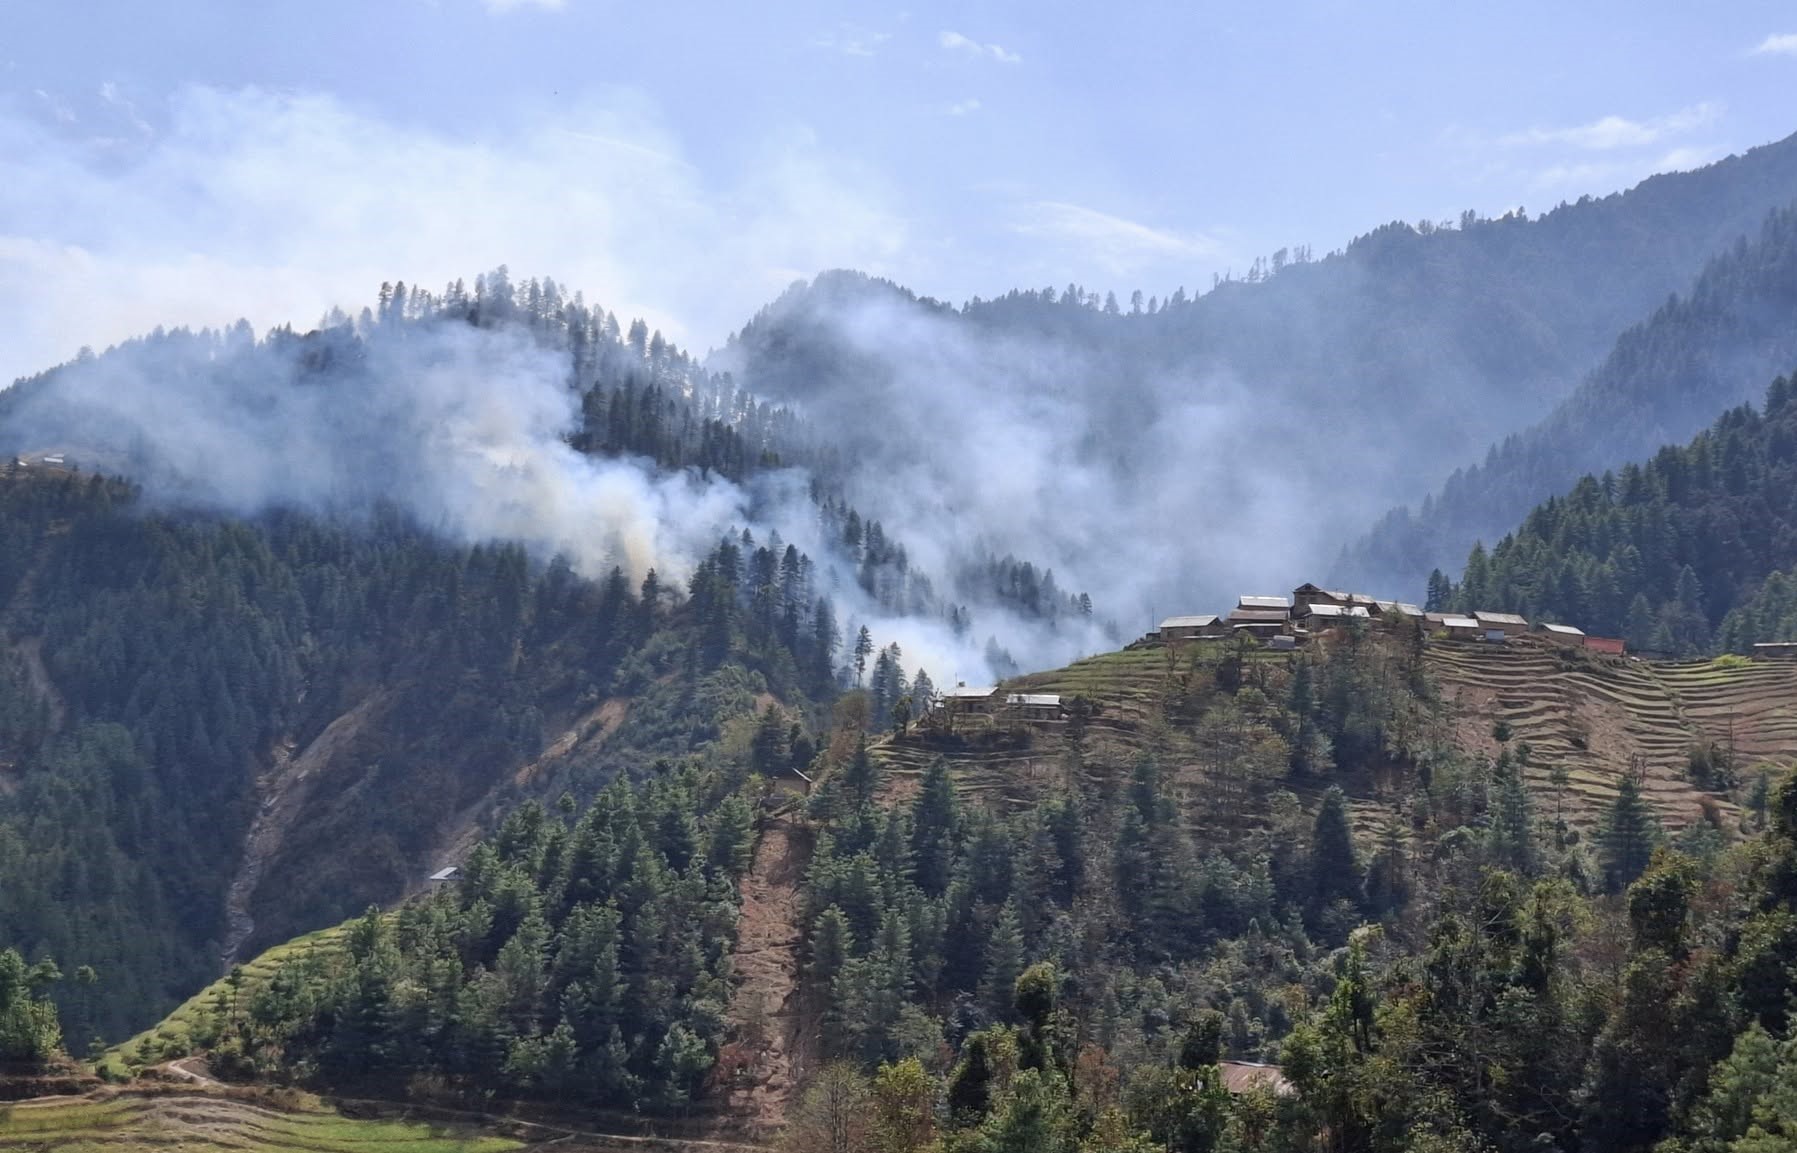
[0,467,839,1045]
[28,614,1797,1153]
[1429,368,1797,655]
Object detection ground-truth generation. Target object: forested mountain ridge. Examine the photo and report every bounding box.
[718,132,1797,615]
[0,283,1013,1048]
[0,465,852,1047]
[1430,367,1797,655]
[9,131,1797,1152]
[1342,201,1797,598]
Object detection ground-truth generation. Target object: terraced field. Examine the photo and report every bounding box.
[0,1088,759,1153]
[99,922,352,1077]
[1436,644,1797,829]
[1650,658,1797,767]
[876,646,1195,809]
[0,1091,519,1153]
[876,638,1797,836]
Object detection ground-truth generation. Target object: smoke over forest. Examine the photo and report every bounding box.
[0,281,1115,686]
[9,132,1797,688]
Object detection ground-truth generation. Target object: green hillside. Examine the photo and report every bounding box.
[1434,369,1797,654]
[876,635,1797,838]
[0,1092,520,1153]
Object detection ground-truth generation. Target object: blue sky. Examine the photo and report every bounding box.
[3,1,1796,383]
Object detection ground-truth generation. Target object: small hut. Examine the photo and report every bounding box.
[1159,614,1225,642]
[1474,611,1530,638]
[1005,693,1065,722]
[1440,614,1481,640]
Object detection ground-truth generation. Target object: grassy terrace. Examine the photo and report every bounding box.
[98,923,353,1079]
[0,1092,520,1153]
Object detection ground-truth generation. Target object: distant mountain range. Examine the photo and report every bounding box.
[1338,200,1797,597]
[718,130,1797,612]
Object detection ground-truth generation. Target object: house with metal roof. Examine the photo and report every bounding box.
[1159,614,1226,641]
[1539,622,1586,645]
[1238,595,1291,614]
[1291,583,1349,612]
[1229,608,1291,637]
[1473,611,1530,637]
[1005,693,1066,722]
[1439,614,1482,639]
[1301,602,1371,629]
[940,684,998,707]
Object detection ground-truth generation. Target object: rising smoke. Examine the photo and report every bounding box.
[714,277,1323,639]
[0,311,1103,685]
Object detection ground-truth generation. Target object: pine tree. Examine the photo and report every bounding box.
[980,902,1026,1023]
[910,759,959,897]
[750,705,790,778]
[911,668,937,716]
[1601,766,1661,892]
[844,737,880,806]
[1490,752,1537,874]
[1426,569,1451,612]
[1310,786,1364,911]
[854,626,875,687]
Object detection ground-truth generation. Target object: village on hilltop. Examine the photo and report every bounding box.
[1148,582,1621,653]
[926,581,1797,734]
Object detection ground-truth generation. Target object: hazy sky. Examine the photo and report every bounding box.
[3,1,1796,383]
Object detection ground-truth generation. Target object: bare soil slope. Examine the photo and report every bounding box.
[720,814,810,1139]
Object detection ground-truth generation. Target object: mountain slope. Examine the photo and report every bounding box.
[719,134,1797,612]
[0,464,842,1044]
[1431,368,1797,654]
[1339,203,1797,597]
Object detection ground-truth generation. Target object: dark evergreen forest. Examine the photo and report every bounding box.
[1429,369,1797,655]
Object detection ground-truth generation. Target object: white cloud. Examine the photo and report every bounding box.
[939,30,1021,65]
[481,0,565,11]
[0,85,907,385]
[1656,145,1716,171]
[1503,102,1721,151]
[32,89,75,126]
[1751,32,1797,56]
[812,26,891,57]
[1010,201,1221,276]
[97,81,152,137]
[1521,143,1719,197]
[944,98,981,117]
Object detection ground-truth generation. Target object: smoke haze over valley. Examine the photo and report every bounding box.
[8,3,1797,655]
[17,11,1797,1151]
[10,119,1797,685]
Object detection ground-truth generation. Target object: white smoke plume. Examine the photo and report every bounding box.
[2,314,1103,685]
[6,322,745,588]
[715,282,1322,642]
